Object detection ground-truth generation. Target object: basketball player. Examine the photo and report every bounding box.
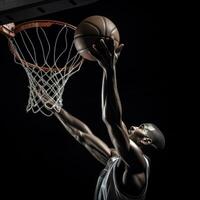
[41,38,165,200]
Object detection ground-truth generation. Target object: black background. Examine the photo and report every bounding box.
[0,0,169,199]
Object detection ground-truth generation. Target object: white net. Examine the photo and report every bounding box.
[8,21,83,116]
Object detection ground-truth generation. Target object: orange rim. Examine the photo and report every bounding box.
[8,20,84,72]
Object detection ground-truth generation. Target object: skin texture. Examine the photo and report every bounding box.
[0,23,15,37]
[51,38,149,195]
[37,38,164,196]
[1,21,165,199]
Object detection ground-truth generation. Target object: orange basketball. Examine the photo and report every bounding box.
[74,15,120,61]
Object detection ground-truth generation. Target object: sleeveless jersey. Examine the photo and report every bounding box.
[94,156,150,200]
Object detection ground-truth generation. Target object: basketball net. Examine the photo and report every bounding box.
[8,20,84,116]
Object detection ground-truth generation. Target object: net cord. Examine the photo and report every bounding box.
[8,25,83,116]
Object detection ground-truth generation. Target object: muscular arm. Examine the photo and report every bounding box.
[92,39,146,172]
[54,108,111,165]
[101,67,129,155]
[102,67,146,170]
[35,80,112,165]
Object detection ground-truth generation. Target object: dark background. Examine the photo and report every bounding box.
[0,0,169,199]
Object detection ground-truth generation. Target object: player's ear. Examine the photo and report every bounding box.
[140,137,152,145]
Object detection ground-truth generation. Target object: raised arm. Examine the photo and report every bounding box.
[55,108,112,165]
[91,39,146,171]
[37,94,111,165]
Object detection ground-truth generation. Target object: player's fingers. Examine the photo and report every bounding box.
[90,44,101,59]
[109,36,115,52]
[99,39,112,57]
[90,44,105,64]
[116,44,124,56]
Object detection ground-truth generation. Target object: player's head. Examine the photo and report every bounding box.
[128,123,165,150]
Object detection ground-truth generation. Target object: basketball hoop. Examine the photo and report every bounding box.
[7,20,84,116]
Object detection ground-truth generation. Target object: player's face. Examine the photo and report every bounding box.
[128,125,152,146]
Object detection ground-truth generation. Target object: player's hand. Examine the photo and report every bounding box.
[0,23,15,38]
[90,38,124,70]
[33,88,60,112]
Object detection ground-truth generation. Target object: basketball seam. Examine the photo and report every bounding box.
[76,37,119,51]
[102,17,107,36]
[110,27,117,37]
[74,35,119,39]
[82,21,102,35]
[78,48,90,53]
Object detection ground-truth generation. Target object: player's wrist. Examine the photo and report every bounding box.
[104,65,115,75]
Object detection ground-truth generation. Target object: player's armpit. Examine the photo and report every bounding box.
[116,156,149,196]
[124,140,147,173]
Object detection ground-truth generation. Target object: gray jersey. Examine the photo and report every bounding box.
[94,156,149,200]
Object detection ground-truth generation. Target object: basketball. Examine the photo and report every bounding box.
[74,15,120,61]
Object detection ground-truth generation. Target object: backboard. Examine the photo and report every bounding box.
[0,0,99,25]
